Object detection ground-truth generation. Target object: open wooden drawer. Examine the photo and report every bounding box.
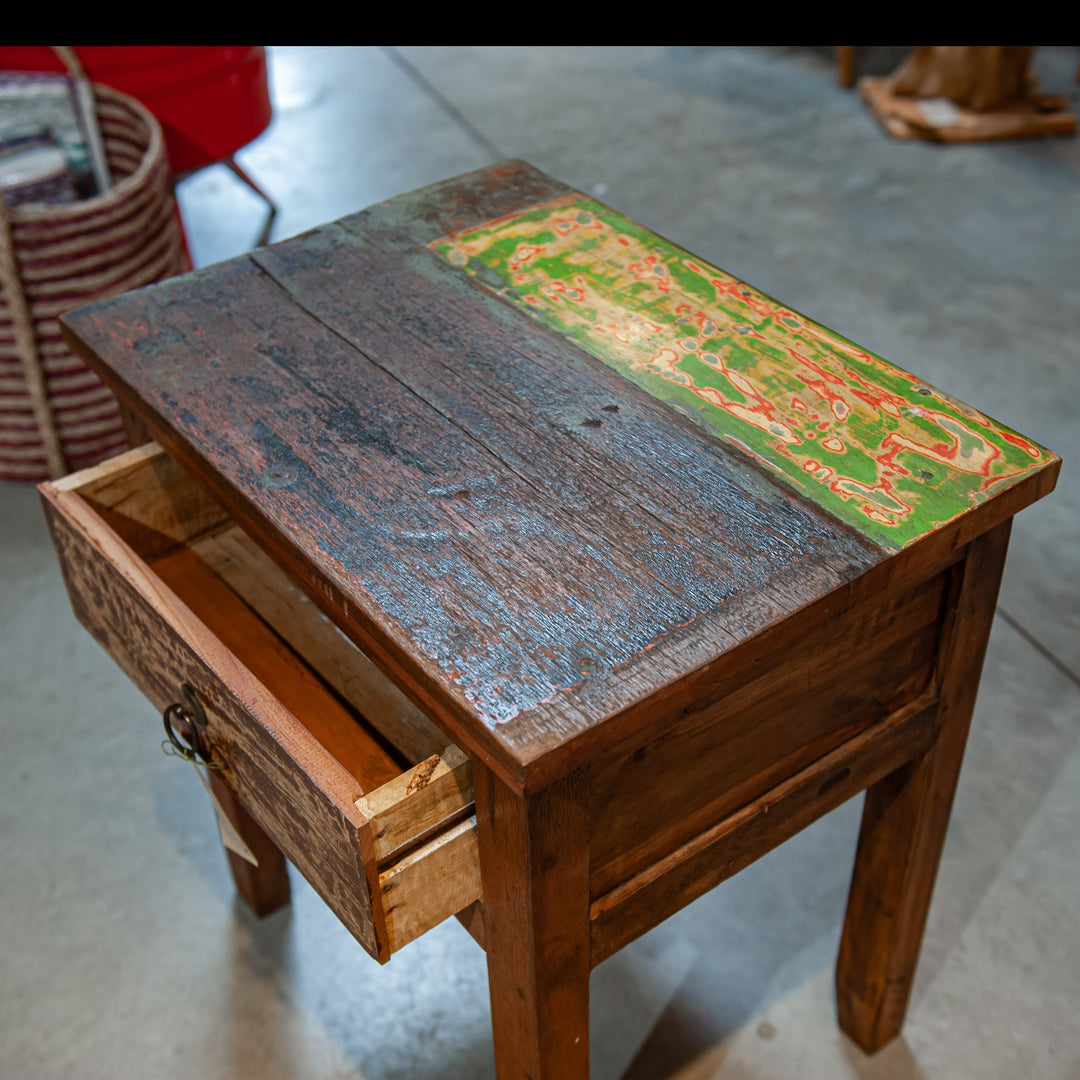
[39,443,480,962]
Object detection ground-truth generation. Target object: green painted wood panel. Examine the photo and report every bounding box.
[431,194,1054,549]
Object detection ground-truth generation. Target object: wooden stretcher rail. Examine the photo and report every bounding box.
[589,690,941,965]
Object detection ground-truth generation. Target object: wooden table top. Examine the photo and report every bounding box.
[61,161,1059,789]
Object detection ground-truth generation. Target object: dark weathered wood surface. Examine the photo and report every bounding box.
[59,185,890,790]
[58,162,1059,793]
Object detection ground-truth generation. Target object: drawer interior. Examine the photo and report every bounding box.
[70,443,447,773]
[42,443,479,959]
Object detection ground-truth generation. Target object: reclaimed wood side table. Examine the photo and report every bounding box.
[42,161,1058,1078]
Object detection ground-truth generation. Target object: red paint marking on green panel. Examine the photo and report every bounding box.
[430,194,1056,549]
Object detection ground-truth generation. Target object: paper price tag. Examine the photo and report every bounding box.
[194,766,259,866]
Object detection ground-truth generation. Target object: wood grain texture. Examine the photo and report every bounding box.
[60,217,877,788]
[348,158,569,244]
[588,566,949,897]
[356,744,473,863]
[379,815,481,952]
[455,900,486,950]
[50,442,163,494]
[57,159,1059,793]
[835,520,1012,1051]
[117,397,153,449]
[250,223,882,742]
[590,691,939,965]
[150,544,402,794]
[476,764,591,1078]
[53,442,231,560]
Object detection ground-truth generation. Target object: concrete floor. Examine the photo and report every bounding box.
[2,46,1078,1079]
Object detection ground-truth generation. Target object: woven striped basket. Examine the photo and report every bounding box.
[0,82,188,481]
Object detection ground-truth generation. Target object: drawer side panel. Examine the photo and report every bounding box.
[589,567,952,898]
[41,490,382,959]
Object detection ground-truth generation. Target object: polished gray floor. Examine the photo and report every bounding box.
[2,46,1078,1080]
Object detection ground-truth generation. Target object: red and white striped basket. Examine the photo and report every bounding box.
[0,82,188,481]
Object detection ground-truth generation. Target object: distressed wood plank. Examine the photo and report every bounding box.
[251,224,878,708]
[357,745,474,863]
[379,815,481,952]
[349,158,570,244]
[253,222,874,622]
[429,190,1056,549]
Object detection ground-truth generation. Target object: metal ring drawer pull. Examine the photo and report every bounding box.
[162,683,221,769]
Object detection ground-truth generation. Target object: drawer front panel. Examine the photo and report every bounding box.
[43,485,387,958]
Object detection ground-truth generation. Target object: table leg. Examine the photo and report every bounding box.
[836,519,1011,1051]
[208,771,291,917]
[475,763,591,1079]
[836,46,857,88]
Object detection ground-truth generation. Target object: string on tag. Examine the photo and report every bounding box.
[161,738,223,768]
